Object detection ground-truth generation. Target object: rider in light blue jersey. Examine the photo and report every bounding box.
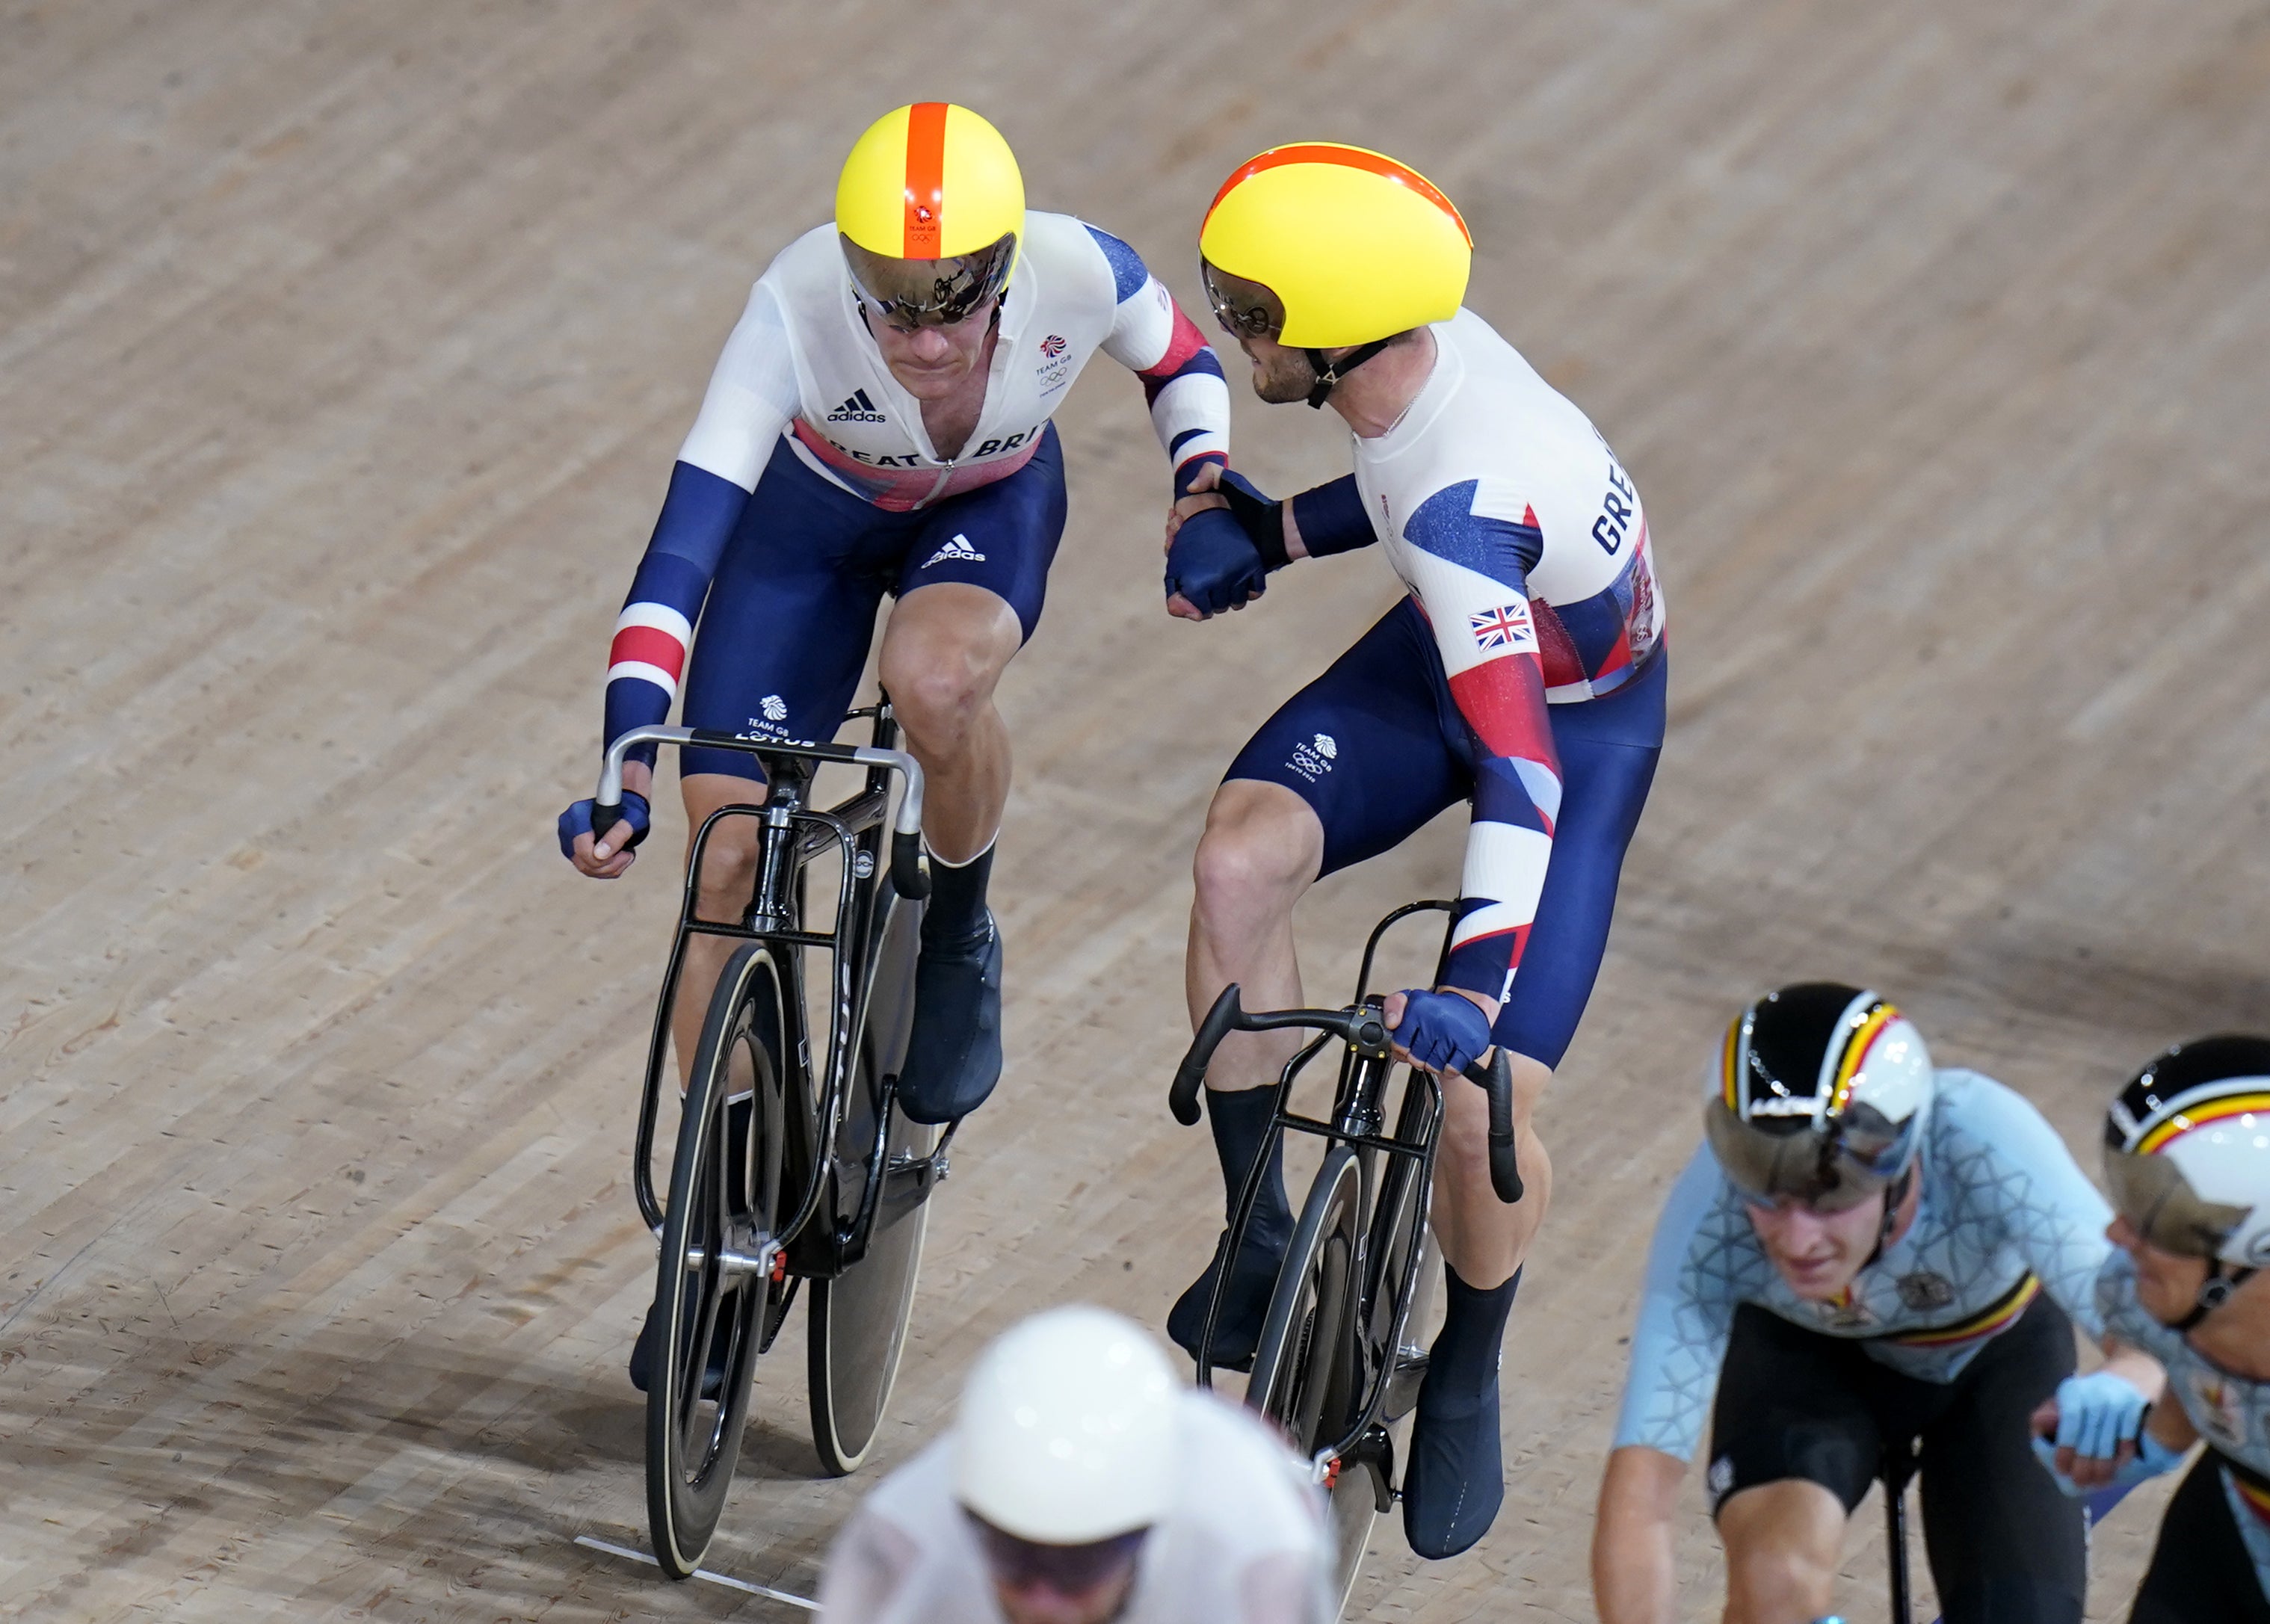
[1592,983,2160,1624]
[2043,1037,2270,1624]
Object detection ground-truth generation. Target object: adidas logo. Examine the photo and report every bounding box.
[825,389,886,423]
[922,534,987,567]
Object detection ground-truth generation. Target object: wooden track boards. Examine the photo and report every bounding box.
[4,1,2268,1617]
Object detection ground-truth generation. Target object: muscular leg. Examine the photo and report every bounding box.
[1431,1049,1553,1289]
[1165,780,1322,1364]
[879,581,1027,1124]
[1718,1480,1848,1624]
[877,581,1023,862]
[671,771,770,1081]
[1185,779,1325,1093]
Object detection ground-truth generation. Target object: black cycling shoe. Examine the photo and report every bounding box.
[627,1292,733,1398]
[1401,1371,1505,1558]
[895,912,1004,1126]
[1166,1211,1291,1371]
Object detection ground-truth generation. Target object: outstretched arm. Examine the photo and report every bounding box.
[602,282,798,770]
[1088,225,1230,496]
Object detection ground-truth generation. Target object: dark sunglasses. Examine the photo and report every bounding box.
[972,1519,1147,1593]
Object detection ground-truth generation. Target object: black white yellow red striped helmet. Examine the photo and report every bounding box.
[2105,1035,2270,1268]
[836,102,1023,328]
[1197,142,1471,350]
[1703,984,1934,1211]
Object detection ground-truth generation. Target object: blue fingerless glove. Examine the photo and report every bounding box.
[1392,989,1494,1075]
[558,789,650,859]
[2055,1370,2150,1463]
[1165,504,1269,617]
[2030,1418,2185,1498]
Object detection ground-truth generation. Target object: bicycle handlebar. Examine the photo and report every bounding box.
[1169,984,1524,1204]
[593,725,931,900]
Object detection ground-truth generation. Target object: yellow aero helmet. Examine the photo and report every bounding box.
[1200,143,1471,350]
[836,102,1023,260]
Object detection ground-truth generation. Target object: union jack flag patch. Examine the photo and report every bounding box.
[1468,603,1532,649]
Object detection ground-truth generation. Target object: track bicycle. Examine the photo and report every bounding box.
[1168,900,1524,1615]
[592,702,952,1579]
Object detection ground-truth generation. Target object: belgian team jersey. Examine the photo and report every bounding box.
[2100,1251,2270,1600]
[1613,1069,2112,1462]
[599,212,1227,759]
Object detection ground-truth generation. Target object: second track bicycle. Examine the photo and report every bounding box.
[593,700,952,1579]
[1169,900,1525,1615]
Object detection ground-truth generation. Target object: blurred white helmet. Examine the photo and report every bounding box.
[954,1305,1179,1543]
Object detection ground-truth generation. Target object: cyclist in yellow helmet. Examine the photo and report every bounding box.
[1161,143,1669,1558]
[558,104,1239,1392]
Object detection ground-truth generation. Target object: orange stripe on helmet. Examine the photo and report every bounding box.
[2135,1090,2270,1154]
[1203,143,1472,247]
[1829,1003,1898,1115]
[902,101,949,257]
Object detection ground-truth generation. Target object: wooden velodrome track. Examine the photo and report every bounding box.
[6,1,2268,1618]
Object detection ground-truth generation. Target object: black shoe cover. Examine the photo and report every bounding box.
[1401,1373,1505,1558]
[896,912,1004,1126]
[1167,1213,1290,1371]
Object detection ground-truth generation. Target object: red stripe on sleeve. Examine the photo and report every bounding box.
[902,102,949,256]
[1446,656,1556,766]
[609,623,688,681]
[1138,302,1209,380]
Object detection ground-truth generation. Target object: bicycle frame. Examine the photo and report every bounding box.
[599,707,938,1276]
[1198,902,1461,1492]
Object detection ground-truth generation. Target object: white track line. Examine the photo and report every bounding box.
[574,1534,820,1610]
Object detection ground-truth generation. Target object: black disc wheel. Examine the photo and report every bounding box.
[646,942,791,1580]
[1250,1145,1372,1616]
[808,892,933,1476]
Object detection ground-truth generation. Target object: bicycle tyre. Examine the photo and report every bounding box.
[1249,1144,1372,1617]
[646,941,792,1580]
[808,891,933,1476]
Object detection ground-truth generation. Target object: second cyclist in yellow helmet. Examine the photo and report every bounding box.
[561,105,1243,1393]
[1161,141,1669,1561]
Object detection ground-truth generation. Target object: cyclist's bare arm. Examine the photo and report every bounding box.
[2147,1389,2200,1451]
[1592,1445,1683,1624]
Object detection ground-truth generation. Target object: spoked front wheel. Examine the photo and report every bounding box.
[646,942,792,1580]
[1250,1144,1374,1617]
[808,892,933,1475]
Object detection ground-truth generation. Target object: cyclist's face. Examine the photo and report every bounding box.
[1743,1189,1887,1300]
[2108,1213,2212,1324]
[987,1562,1140,1624]
[868,298,999,398]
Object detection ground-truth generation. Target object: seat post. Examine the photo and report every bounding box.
[1881,1437,1919,1624]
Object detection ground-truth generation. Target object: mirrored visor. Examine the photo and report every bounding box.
[842,232,1016,329]
[2103,1149,2249,1259]
[1703,1097,1910,1213]
[1200,259,1286,342]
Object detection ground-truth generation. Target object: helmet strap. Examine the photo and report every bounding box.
[2174,1262,2258,1332]
[1304,340,1394,409]
[1863,1165,1917,1270]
